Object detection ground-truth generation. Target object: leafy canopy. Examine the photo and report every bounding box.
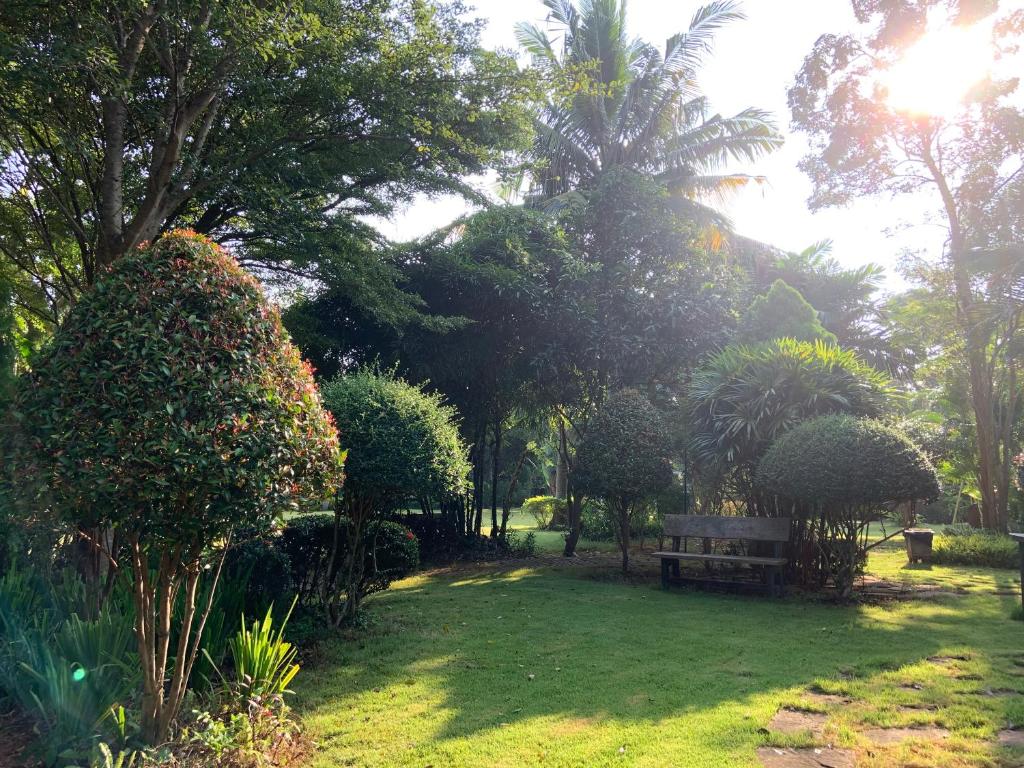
[0,0,534,335]
[689,339,893,480]
[14,231,343,545]
[319,369,468,507]
[516,0,782,204]
[757,415,939,506]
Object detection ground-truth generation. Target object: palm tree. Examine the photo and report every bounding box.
[515,0,782,206]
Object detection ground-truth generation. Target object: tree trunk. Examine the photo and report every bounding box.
[923,140,1007,532]
[490,420,501,538]
[618,501,631,573]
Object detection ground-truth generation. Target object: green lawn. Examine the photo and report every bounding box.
[295,531,1024,768]
[506,508,618,553]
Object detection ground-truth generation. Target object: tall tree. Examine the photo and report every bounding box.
[515,0,781,206]
[789,0,1024,530]
[0,0,533,331]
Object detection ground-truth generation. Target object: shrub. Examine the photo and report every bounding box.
[228,601,300,700]
[757,415,939,598]
[522,495,566,529]
[277,512,420,617]
[0,568,138,763]
[12,231,343,743]
[320,370,467,623]
[690,339,891,510]
[931,531,1020,569]
[575,390,673,571]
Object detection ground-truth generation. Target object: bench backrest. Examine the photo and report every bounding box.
[662,514,790,542]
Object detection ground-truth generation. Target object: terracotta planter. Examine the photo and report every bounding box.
[903,528,934,564]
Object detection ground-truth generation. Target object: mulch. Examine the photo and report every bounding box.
[0,704,40,768]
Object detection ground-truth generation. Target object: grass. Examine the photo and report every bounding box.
[506,509,618,554]
[295,522,1024,768]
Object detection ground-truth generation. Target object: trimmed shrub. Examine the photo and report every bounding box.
[319,370,467,623]
[757,415,939,598]
[932,531,1020,570]
[522,495,566,529]
[575,390,673,571]
[13,231,343,743]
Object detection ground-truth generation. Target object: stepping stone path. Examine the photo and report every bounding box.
[769,708,828,738]
[757,747,855,768]
[998,729,1024,749]
[861,727,951,746]
[802,692,852,707]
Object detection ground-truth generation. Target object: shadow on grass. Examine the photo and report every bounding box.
[295,567,1024,766]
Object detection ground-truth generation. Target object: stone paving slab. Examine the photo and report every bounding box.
[757,747,855,768]
[861,726,950,745]
[769,708,828,738]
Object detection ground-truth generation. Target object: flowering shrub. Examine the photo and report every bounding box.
[14,231,344,742]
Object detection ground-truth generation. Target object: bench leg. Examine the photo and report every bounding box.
[767,566,785,598]
[672,559,681,579]
[661,558,670,590]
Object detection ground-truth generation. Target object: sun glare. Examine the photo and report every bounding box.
[882,23,994,118]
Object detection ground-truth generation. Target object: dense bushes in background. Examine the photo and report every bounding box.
[11,231,343,744]
[522,495,566,529]
[931,529,1020,569]
[690,339,892,514]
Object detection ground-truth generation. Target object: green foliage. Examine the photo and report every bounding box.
[0,0,535,337]
[276,512,420,620]
[738,279,837,344]
[517,0,781,203]
[756,415,940,507]
[228,601,300,700]
[522,496,566,529]
[575,390,673,506]
[0,568,137,764]
[321,370,467,509]
[931,531,1020,570]
[689,339,892,495]
[14,231,343,541]
[0,278,14,403]
[575,390,673,570]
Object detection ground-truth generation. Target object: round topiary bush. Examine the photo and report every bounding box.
[756,414,939,598]
[756,415,939,506]
[575,389,673,571]
[319,369,467,622]
[14,230,343,742]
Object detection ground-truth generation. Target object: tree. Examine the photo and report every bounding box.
[0,278,14,403]
[288,206,579,538]
[515,0,781,206]
[737,279,837,344]
[574,390,673,571]
[13,231,342,743]
[689,339,893,514]
[789,0,1024,530]
[548,169,742,555]
[319,369,468,624]
[0,0,534,331]
[757,415,939,598]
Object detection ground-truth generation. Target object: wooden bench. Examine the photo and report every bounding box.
[653,514,791,596]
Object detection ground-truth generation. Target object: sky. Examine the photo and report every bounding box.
[371,0,1019,293]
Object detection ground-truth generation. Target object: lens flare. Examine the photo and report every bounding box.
[882,24,994,118]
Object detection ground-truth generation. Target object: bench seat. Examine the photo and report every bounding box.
[654,514,792,597]
[651,551,787,567]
